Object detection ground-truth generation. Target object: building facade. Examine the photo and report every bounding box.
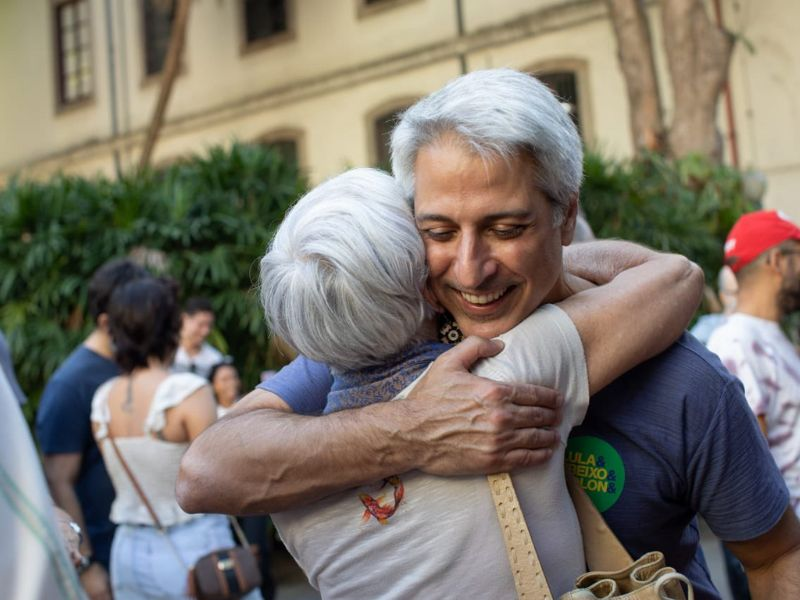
[0,0,797,219]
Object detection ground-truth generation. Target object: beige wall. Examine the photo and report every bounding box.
[1,0,796,219]
[723,0,800,217]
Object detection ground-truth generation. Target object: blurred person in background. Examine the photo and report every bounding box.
[91,277,261,599]
[0,329,26,405]
[707,210,800,600]
[2,366,86,600]
[2,326,86,599]
[691,265,739,344]
[208,359,241,418]
[708,210,800,510]
[37,258,149,600]
[573,210,596,243]
[172,297,223,378]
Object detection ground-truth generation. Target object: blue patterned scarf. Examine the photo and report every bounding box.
[325,341,450,414]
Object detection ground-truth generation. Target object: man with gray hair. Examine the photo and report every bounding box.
[179,69,800,599]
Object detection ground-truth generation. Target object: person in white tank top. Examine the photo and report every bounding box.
[91,277,261,600]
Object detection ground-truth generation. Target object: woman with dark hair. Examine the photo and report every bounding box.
[208,359,240,418]
[91,278,261,599]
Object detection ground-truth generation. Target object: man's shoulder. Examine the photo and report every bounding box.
[40,346,118,404]
[591,332,740,411]
[37,346,118,449]
[200,343,224,361]
[631,332,735,386]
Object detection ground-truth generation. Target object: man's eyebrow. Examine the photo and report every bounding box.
[415,213,452,223]
[415,209,535,223]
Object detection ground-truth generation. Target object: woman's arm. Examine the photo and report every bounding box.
[178,385,218,441]
[559,240,704,393]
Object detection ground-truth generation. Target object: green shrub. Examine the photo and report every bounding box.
[0,142,306,419]
[581,151,759,290]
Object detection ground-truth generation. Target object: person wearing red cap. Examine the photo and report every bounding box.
[709,210,800,516]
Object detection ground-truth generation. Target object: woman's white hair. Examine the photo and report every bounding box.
[391,68,583,224]
[259,168,429,372]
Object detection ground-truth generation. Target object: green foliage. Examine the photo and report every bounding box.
[581,151,759,289]
[0,142,306,415]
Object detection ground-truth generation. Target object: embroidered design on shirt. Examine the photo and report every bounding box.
[358,476,405,525]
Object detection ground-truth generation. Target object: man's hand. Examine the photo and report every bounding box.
[80,562,112,600]
[52,506,83,567]
[399,336,563,475]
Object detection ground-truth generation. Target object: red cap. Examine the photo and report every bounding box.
[724,210,800,272]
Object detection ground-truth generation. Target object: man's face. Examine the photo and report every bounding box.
[413,137,574,339]
[181,310,214,349]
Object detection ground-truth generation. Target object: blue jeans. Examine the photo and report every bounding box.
[111,514,262,599]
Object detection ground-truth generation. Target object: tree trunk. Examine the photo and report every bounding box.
[661,0,734,161]
[138,0,192,173]
[605,0,666,154]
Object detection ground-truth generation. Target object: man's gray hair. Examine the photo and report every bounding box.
[391,68,583,224]
[260,168,429,372]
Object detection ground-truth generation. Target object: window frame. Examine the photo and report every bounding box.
[138,0,187,85]
[366,97,418,170]
[51,0,96,113]
[254,127,306,171]
[238,0,296,56]
[527,59,594,145]
[356,0,422,19]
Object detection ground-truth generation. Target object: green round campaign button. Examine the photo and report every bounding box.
[565,436,625,512]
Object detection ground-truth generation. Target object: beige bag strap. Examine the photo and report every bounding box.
[488,470,637,599]
[487,472,554,600]
[566,472,633,572]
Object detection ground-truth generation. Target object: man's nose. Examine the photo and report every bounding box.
[453,234,496,290]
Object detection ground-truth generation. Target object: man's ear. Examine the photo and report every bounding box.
[560,196,579,246]
[422,280,443,313]
[770,247,794,277]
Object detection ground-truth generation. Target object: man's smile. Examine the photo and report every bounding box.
[454,286,514,308]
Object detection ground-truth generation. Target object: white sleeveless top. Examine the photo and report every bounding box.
[91,372,208,527]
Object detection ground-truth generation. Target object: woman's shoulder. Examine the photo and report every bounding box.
[90,376,121,423]
[156,372,210,405]
[144,372,211,436]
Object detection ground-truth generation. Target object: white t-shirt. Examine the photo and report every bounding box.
[272,304,590,599]
[708,312,800,515]
[0,371,85,600]
[171,343,223,379]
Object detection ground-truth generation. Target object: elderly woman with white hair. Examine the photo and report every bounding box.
[258,167,701,598]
